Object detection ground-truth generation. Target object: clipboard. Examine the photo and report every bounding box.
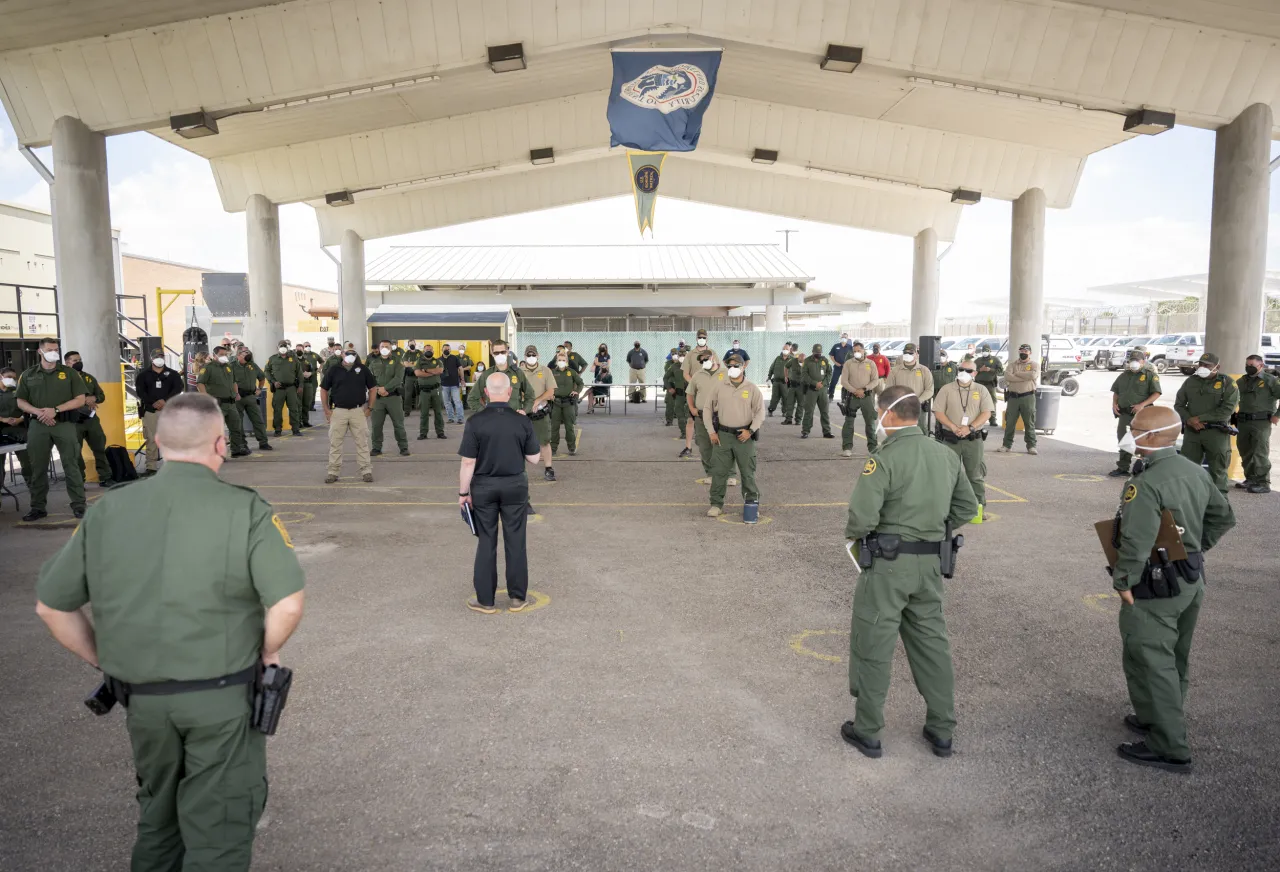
[1095,510,1187,570]
[460,503,478,537]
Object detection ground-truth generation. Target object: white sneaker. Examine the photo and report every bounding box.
[841,449,853,458]
[706,506,723,517]
[1027,447,1038,455]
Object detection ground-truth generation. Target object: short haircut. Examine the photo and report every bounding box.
[1247,354,1264,363]
[492,340,509,351]
[39,337,59,348]
[878,385,921,421]
[156,393,224,453]
[1,366,16,376]
[63,350,80,361]
[852,341,864,348]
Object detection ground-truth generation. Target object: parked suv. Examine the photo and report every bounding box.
[1106,335,1155,370]
[1081,335,1120,368]
[1262,334,1280,371]
[1146,332,1203,374]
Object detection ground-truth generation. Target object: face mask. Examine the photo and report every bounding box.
[599,346,606,352]
[634,343,641,349]
[152,358,165,368]
[493,353,507,365]
[216,355,229,364]
[1195,366,1211,379]
[279,346,289,354]
[525,356,538,365]
[296,349,304,356]
[557,360,567,369]
[732,343,740,349]
[853,352,864,360]
[380,348,391,357]
[727,366,743,379]
[696,338,707,347]
[1246,364,1260,377]
[1,377,15,388]
[875,392,914,440]
[1019,352,1029,360]
[902,354,915,364]
[843,338,850,344]
[43,350,60,363]
[1128,360,1142,371]
[702,360,714,371]
[408,345,415,351]
[1118,420,1182,456]
[674,356,684,363]
[939,354,948,363]
[304,346,312,351]
[70,361,84,371]
[781,350,790,357]
[344,354,356,364]
[957,371,974,384]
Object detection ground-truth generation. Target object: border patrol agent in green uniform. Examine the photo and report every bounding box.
[197,345,248,457]
[550,353,583,457]
[801,343,835,439]
[232,347,273,452]
[704,352,764,518]
[0,365,33,484]
[974,344,1003,409]
[34,393,306,870]
[663,349,679,425]
[297,343,321,428]
[264,340,303,436]
[401,342,422,415]
[665,348,691,441]
[1174,353,1238,494]
[414,345,447,439]
[468,342,533,415]
[932,356,993,523]
[934,350,958,391]
[783,344,804,425]
[64,352,113,488]
[839,341,881,457]
[687,350,733,485]
[766,343,791,421]
[1108,346,1161,477]
[998,343,1039,454]
[1234,354,1280,494]
[368,339,411,456]
[841,387,978,759]
[16,339,89,521]
[1110,406,1235,772]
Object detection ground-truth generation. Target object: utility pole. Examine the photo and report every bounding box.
[775,229,799,252]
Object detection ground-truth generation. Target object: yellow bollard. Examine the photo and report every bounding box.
[1227,372,1244,482]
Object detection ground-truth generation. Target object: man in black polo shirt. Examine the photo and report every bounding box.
[440,343,464,424]
[458,375,542,614]
[321,348,377,484]
[134,352,185,476]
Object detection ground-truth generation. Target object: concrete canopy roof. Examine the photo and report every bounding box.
[1089,271,1280,302]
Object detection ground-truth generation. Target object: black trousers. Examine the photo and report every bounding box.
[472,474,529,606]
[828,365,842,398]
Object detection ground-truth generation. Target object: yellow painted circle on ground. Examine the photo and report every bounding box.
[788,629,847,664]
[715,512,774,526]
[465,588,551,615]
[527,513,544,524]
[1054,473,1105,483]
[273,511,315,524]
[1082,592,1121,613]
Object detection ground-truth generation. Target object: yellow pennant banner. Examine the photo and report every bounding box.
[627,150,666,237]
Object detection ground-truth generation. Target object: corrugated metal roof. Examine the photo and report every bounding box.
[364,245,814,286]
[367,309,509,324]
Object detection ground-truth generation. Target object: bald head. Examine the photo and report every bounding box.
[485,374,513,404]
[156,393,227,465]
[1131,405,1181,450]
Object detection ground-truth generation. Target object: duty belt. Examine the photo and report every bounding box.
[875,538,943,555]
[1238,411,1272,421]
[1006,390,1035,399]
[106,664,258,706]
[419,384,441,392]
[554,396,576,404]
[217,397,235,405]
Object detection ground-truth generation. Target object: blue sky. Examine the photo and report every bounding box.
[1,110,1277,322]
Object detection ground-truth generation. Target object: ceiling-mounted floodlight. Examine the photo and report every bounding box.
[170,110,218,138]
[751,148,779,165]
[1123,108,1175,135]
[820,44,862,74]
[488,42,526,73]
[325,190,355,207]
[530,147,555,166]
[951,188,981,205]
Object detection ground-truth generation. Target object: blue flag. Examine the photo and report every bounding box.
[607,49,722,152]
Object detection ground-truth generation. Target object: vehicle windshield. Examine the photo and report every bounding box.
[1091,337,1114,346]
[1176,335,1201,346]
[1154,334,1181,345]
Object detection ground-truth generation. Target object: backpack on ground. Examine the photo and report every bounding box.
[106,445,139,483]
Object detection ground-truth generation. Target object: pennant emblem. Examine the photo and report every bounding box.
[628,151,665,236]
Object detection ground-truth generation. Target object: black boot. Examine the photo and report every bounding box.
[840,722,882,758]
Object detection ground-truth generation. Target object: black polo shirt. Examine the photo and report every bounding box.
[459,405,539,478]
[441,355,462,387]
[320,362,376,409]
[134,366,185,411]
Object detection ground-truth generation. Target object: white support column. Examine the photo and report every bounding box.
[765,305,786,332]
[52,116,124,449]
[246,194,284,357]
[340,229,367,355]
[1206,102,1272,369]
[910,227,939,343]
[1009,188,1046,359]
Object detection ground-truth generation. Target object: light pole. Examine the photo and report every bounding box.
[775,229,799,252]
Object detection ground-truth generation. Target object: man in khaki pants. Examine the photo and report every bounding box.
[320,348,377,483]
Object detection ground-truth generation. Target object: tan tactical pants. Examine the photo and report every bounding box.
[142,410,162,472]
[328,407,372,477]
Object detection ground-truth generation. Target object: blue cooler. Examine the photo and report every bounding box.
[743,501,760,524]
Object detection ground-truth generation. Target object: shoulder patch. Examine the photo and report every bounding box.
[272,513,295,549]
[862,458,878,476]
[1123,483,1138,503]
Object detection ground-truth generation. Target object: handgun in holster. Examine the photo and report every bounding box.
[251,665,293,736]
[941,521,964,579]
[855,535,879,569]
[838,389,852,416]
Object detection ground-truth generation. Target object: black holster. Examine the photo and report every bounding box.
[252,665,293,736]
[1131,551,1203,599]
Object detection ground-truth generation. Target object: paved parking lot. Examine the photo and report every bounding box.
[2,404,1278,871]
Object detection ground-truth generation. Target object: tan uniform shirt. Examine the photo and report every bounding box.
[520,363,557,410]
[933,381,994,430]
[683,346,722,380]
[884,362,935,403]
[839,356,881,394]
[1005,357,1040,394]
[687,367,726,411]
[704,377,766,432]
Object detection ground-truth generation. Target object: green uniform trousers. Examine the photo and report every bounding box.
[944,436,986,506]
[531,412,553,445]
[1115,412,1136,472]
[693,417,714,475]
[550,402,578,454]
[75,414,112,484]
[270,385,301,433]
[216,400,246,452]
[1002,394,1037,448]
[709,433,758,507]
[25,419,85,512]
[848,554,955,741]
[977,381,999,409]
[779,384,798,422]
[840,393,877,452]
[417,387,445,438]
[802,387,831,436]
[1119,582,1203,761]
[301,380,317,426]
[1180,427,1230,493]
[236,395,269,448]
[1236,419,1273,486]
[918,409,931,434]
[672,395,689,430]
[664,388,674,423]
[1,424,32,482]
[767,381,784,415]
[126,686,267,872]
[371,394,408,451]
[402,375,418,415]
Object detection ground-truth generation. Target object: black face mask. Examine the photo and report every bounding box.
[599,347,606,352]
[634,343,641,348]
[424,350,433,358]
[71,361,83,371]
[244,354,253,363]
[1246,364,1260,377]
[1019,352,1029,360]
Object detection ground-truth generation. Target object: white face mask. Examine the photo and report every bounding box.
[956,371,974,384]
[902,353,916,364]
[279,346,289,354]
[380,347,391,357]
[732,343,740,349]
[43,350,60,363]
[493,353,507,365]
[875,392,915,440]
[216,355,229,364]
[702,360,714,371]
[344,354,356,364]
[853,352,864,360]
[1118,420,1182,456]
[781,349,790,357]
[1128,360,1143,371]
[1,377,15,387]
[696,338,707,347]
[152,358,165,368]
[674,356,683,364]
[556,360,567,369]
[727,366,743,379]
[526,356,538,365]
[1195,366,1212,378]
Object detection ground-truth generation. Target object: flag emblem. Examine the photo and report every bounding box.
[620,64,710,114]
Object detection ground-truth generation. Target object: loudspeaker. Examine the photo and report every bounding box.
[918,335,943,370]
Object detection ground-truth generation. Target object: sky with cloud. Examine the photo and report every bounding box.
[1,110,1277,323]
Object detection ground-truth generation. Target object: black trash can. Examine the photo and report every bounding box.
[1035,385,1062,434]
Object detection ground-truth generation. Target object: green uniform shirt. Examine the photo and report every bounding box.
[197,360,238,400]
[17,362,88,409]
[974,354,1003,385]
[845,427,978,542]
[934,362,958,390]
[78,369,107,403]
[264,352,302,387]
[1111,366,1161,410]
[0,385,23,421]
[35,461,306,683]
[403,349,422,370]
[300,351,322,384]
[1236,371,1280,414]
[767,354,789,382]
[469,366,533,412]
[414,356,443,388]
[566,351,588,374]
[323,354,345,376]
[1112,447,1235,590]
[803,355,832,388]
[553,366,584,397]
[664,364,690,393]
[367,354,405,391]
[785,356,804,384]
[231,360,265,394]
[1174,373,1238,424]
[458,353,474,376]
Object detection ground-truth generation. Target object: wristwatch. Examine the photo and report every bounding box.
[458,492,469,497]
